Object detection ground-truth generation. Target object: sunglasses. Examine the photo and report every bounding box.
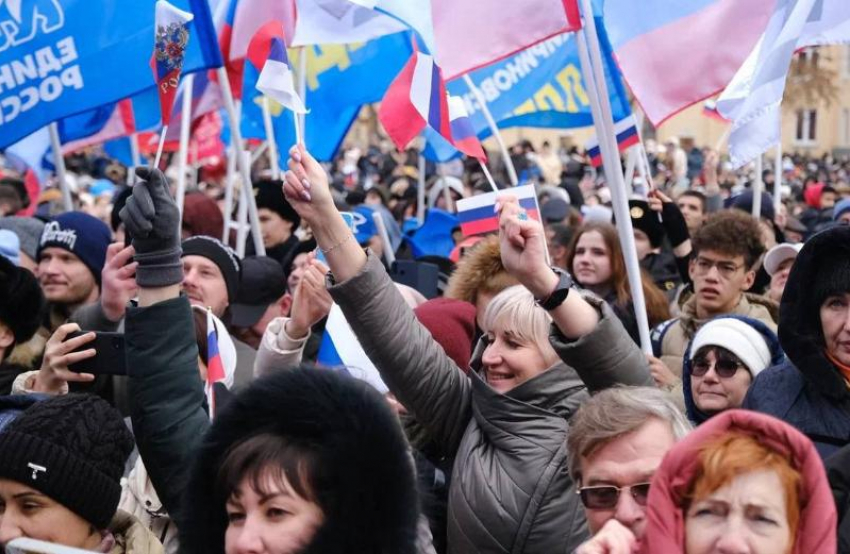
[691,358,744,378]
[576,482,651,510]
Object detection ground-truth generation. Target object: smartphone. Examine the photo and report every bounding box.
[390,260,439,299]
[66,331,127,376]
[6,537,99,554]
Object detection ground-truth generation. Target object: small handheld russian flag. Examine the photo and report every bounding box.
[455,183,540,237]
[206,308,226,420]
[585,114,640,168]
[249,21,307,115]
[151,0,194,126]
[379,50,452,151]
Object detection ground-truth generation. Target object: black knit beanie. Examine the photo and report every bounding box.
[0,394,134,529]
[181,235,243,302]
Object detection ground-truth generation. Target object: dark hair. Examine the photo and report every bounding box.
[215,433,320,506]
[548,223,574,248]
[692,345,744,367]
[692,210,765,269]
[678,190,706,212]
[193,308,209,367]
[812,254,850,316]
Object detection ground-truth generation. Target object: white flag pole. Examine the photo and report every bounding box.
[217,66,265,256]
[576,0,652,354]
[461,74,519,187]
[262,97,281,179]
[176,73,194,216]
[478,160,499,193]
[372,211,396,266]
[153,127,168,170]
[417,146,427,225]
[297,47,308,144]
[48,123,73,212]
[753,154,763,219]
[130,133,142,168]
[773,115,783,216]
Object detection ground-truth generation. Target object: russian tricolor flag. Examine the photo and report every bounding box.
[447,95,486,162]
[585,115,640,168]
[317,304,388,394]
[205,309,226,420]
[455,183,539,237]
[150,0,194,126]
[248,21,307,114]
[379,51,452,151]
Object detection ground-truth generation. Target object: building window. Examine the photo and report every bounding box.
[795,109,817,144]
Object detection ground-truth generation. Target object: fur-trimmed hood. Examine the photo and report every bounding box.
[779,225,850,402]
[179,367,419,554]
[444,234,518,305]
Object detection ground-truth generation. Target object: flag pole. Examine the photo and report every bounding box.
[417,145,427,225]
[372,211,396,266]
[297,47,308,144]
[461,74,519,186]
[261,97,281,179]
[773,116,783,216]
[222,131,238,242]
[130,133,142,168]
[576,0,652,354]
[48,123,73,212]
[217,66,265,256]
[478,160,499,193]
[752,154,763,219]
[153,127,168,170]
[176,73,195,216]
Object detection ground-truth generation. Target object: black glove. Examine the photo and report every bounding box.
[119,167,183,287]
[661,201,690,249]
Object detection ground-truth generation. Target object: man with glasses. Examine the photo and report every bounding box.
[650,210,777,385]
[568,387,691,550]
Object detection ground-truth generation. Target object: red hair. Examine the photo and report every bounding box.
[688,432,801,549]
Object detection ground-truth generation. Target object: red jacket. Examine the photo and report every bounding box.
[641,409,837,554]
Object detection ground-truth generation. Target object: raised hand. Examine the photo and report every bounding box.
[119,167,183,287]
[34,323,96,394]
[286,256,333,339]
[496,195,557,299]
[101,243,138,322]
[283,144,335,226]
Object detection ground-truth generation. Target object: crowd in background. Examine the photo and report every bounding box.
[0,133,848,554]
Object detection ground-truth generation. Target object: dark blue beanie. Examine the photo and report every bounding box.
[37,212,111,284]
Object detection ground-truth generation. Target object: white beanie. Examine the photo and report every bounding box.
[690,318,772,377]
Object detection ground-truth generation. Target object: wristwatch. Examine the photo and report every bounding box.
[535,267,574,311]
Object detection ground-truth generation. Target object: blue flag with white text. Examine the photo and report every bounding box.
[0,0,222,149]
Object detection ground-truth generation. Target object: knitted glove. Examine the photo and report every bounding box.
[661,201,690,249]
[119,167,183,287]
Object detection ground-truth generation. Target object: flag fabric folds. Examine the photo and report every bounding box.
[603,0,777,126]
[584,115,639,168]
[204,309,237,419]
[456,184,540,237]
[447,95,486,162]
[317,304,388,393]
[61,100,137,154]
[702,100,728,122]
[248,22,307,114]
[151,1,195,126]
[718,0,850,167]
[292,0,407,46]
[379,51,451,151]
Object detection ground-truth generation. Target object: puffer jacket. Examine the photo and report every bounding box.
[654,291,778,378]
[328,253,652,554]
[682,315,784,425]
[826,444,850,553]
[744,225,850,459]
[640,410,836,554]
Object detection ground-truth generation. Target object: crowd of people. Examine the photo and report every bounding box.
[0,134,848,554]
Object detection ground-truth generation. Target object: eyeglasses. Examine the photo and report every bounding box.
[693,257,744,279]
[576,482,651,510]
[691,358,744,378]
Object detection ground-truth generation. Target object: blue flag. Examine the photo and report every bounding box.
[445,27,630,140]
[0,0,222,150]
[241,32,413,162]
